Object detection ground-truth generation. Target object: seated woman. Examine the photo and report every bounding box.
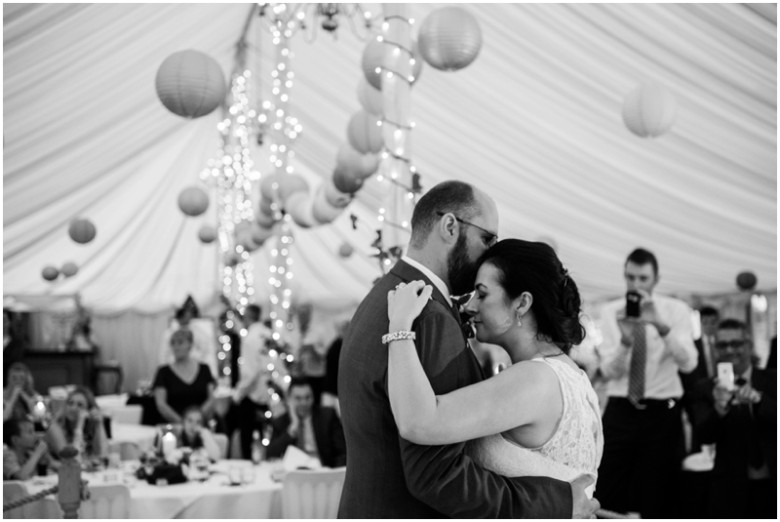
[3,362,38,422]
[45,386,108,468]
[152,328,215,424]
[178,406,221,461]
[3,417,58,480]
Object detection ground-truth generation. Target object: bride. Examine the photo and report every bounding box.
[386,239,603,496]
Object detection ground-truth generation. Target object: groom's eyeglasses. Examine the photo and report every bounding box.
[437,212,498,247]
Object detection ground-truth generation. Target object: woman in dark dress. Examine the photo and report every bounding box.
[152,328,215,424]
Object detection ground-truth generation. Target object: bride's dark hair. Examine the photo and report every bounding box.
[477,239,585,353]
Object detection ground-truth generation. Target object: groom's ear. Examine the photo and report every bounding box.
[515,292,533,317]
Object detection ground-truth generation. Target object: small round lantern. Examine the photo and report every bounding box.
[357,79,383,116]
[332,167,365,194]
[312,185,346,224]
[42,266,59,281]
[250,222,275,246]
[259,173,309,204]
[61,262,79,278]
[338,242,354,258]
[177,186,210,217]
[361,39,424,91]
[198,224,217,244]
[286,192,317,228]
[155,50,227,119]
[347,110,384,154]
[418,7,482,71]
[736,271,757,291]
[622,82,678,138]
[68,218,97,244]
[323,180,353,208]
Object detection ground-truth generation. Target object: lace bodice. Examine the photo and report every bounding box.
[467,357,603,496]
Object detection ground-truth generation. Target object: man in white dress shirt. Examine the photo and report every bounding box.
[595,247,698,518]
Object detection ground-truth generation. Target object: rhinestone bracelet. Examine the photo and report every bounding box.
[381,330,416,345]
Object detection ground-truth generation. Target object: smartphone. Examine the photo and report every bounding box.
[717,362,735,391]
[626,291,641,318]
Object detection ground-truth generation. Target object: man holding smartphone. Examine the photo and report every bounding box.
[595,247,698,518]
[691,319,776,518]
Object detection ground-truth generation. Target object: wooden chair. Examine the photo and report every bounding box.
[281,467,346,519]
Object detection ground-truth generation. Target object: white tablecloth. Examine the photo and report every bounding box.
[23,460,283,519]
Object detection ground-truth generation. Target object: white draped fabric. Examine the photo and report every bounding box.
[3,4,776,317]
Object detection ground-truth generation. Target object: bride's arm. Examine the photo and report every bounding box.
[387,282,557,445]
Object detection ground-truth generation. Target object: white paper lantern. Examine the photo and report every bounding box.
[622,83,678,138]
[250,222,275,246]
[259,173,309,203]
[198,224,217,243]
[361,39,424,91]
[357,79,383,116]
[333,167,365,194]
[338,242,354,258]
[347,110,384,154]
[312,185,346,224]
[155,50,227,119]
[286,192,316,228]
[418,7,482,71]
[61,262,79,278]
[68,218,97,244]
[177,186,209,216]
[323,179,353,208]
[42,266,59,281]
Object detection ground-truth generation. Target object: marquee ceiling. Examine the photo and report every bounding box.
[3,3,777,314]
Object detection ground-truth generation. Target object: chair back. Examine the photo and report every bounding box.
[213,433,229,459]
[281,467,346,519]
[77,484,131,518]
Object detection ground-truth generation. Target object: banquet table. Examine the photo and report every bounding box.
[21,460,283,519]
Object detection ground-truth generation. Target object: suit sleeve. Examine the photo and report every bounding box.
[690,379,721,444]
[327,409,347,467]
[755,369,776,427]
[266,415,294,460]
[397,309,572,518]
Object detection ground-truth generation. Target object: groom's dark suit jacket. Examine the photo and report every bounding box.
[337,259,571,518]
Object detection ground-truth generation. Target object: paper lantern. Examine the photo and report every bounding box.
[347,110,384,154]
[336,144,379,180]
[42,266,59,281]
[250,222,275,246]
[418,7,482,72]
[286,192,317,228]
[259,173,309,203]
[312,185,346,224]
[357,79,383,116]
[323,179,353,208]
[332,166,365,194]
[68,218,97,244]
[155,50,227,119]
[736,271,757,291]
[361,39,424,91]
[61,262,79,278]
[198,224,217,244]
[338,242,354,258]
[177,186,209,216]
[622,83,678,138]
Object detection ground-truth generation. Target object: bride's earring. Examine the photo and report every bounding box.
[516,312,523,327]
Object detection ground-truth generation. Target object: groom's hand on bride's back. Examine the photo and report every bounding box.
[570,474,599,519]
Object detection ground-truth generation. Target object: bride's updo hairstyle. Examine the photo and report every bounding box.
[477,239,585,352]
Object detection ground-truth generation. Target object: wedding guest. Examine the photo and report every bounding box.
[692,318,776,518]
[152,328,215,424]
[159,307,219,378]
[266,377,346,468]
[230,304,276,459]
[178,406,221,461]
[45,386,108,466]
[3,417,56,479]
[595,247,698,518]
[3,362,37,422]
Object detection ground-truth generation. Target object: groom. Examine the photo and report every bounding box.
[338,180,598,518]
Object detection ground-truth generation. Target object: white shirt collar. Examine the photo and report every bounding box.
[401,255,452,306]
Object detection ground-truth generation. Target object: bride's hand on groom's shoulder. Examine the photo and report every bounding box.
[387,280,433,330]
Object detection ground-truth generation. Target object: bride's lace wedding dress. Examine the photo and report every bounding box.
[467,357,603,497]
